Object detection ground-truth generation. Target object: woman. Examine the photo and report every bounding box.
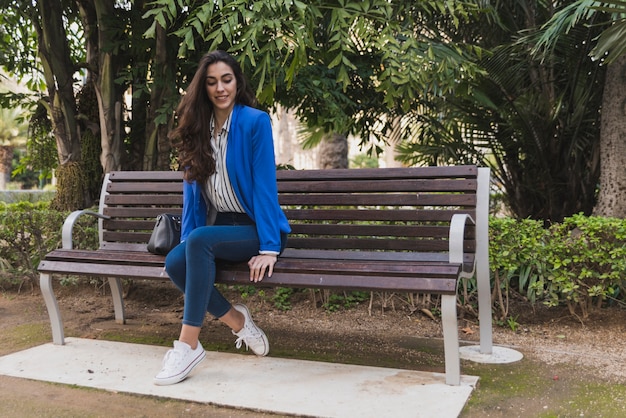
[153,50,291,386]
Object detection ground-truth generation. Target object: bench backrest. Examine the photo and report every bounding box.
[98,171,183,251]
[99,167,486,266]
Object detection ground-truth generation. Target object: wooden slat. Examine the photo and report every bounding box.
[108,171,183,181]
[102,231,152,243]
[104,194,183,205]
[103,207,180,218]
[107,182,182,193]
[280,248,475,264]
[38,260,167,280]
[278,178,477,193]
[279,193,476,207]
[285,237,452,252]
[276,165,477,181]
[103,219,164,231]
[283,209,476,223]
[44,249,165,264]
[216,269,458,294]
[289,224,454,238]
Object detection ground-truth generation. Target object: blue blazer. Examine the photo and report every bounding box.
[180,104,290,253]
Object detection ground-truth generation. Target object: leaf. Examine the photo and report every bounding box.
[420,308,436,321]
[461,327,475,335]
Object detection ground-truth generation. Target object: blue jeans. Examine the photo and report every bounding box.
[164,213,286,327]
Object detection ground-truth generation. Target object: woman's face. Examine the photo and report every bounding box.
[205,61,237,116]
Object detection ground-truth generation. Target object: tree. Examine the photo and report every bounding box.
[534,0,626,218]
[0,0,187,209]
[1,0,618,221]
[148,0,615,221]
[144,0,484,150]
[395,1,609,222]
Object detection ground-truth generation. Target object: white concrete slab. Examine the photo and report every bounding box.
[0,338,478,417]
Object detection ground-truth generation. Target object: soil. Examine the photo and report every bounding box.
[2,280,626,417]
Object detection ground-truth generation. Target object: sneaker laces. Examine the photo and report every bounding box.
[234,322,262,351]
[160,344,186,370]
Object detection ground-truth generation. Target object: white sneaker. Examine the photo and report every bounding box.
[153,340,206,386]
[232,304,269,356]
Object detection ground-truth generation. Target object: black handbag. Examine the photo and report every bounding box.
[147,213,181,255]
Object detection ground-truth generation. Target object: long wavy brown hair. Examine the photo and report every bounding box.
[169,50,257,183]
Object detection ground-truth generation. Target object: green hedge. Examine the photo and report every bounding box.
[488,214,626,319]
[1,203,625,319]
[0,201,97,290]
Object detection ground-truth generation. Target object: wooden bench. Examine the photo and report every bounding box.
[38,165,493,386]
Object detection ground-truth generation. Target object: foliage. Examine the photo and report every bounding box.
[488,215,626,320]
[272,287,294,311]
[487,217,551,321]
[12,101,56,182]
[144,0,485,152]
[320,290,369,312]
[534,0,626,64]
[0,201,98,290]
[396,1,607,222]
[2,0,619,222]
[541,214,626,319]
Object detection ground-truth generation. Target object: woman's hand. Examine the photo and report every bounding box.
[248,254,277,282]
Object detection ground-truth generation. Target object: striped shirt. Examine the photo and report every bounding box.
[206,112,245,213]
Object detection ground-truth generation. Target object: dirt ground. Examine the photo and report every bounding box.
[2,279,626,417]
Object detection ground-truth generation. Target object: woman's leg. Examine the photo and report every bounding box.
[178,224,260,325]
[154,225,261,385]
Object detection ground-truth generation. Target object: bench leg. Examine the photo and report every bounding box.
[108,277,126,324]
[39,273,65,345]
[441,294,461,385]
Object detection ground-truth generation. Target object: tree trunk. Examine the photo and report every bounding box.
[93,0,124,173]
[37,0,88,210]
[0,145,13,189]
[318,133,348,169]
[144,21,174,171]
[593,53,626,218]
[37,0,81,167]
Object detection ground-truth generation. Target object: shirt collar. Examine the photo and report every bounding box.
[210,110,233,138]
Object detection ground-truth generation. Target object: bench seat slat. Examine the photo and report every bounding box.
[216,270,458,294]
[38,259,458,294]
[39,260,167,280]
[42,249,460,278]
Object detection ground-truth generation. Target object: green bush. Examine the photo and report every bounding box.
[489,214,626,319]
[541,214,626,318]
[486,217,550,320]
[0,202,98,290]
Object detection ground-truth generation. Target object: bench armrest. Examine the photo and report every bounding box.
[449,213,476,278]
[62,210,110,249]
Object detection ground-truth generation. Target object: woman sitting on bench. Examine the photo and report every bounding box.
[153,50,291,386]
